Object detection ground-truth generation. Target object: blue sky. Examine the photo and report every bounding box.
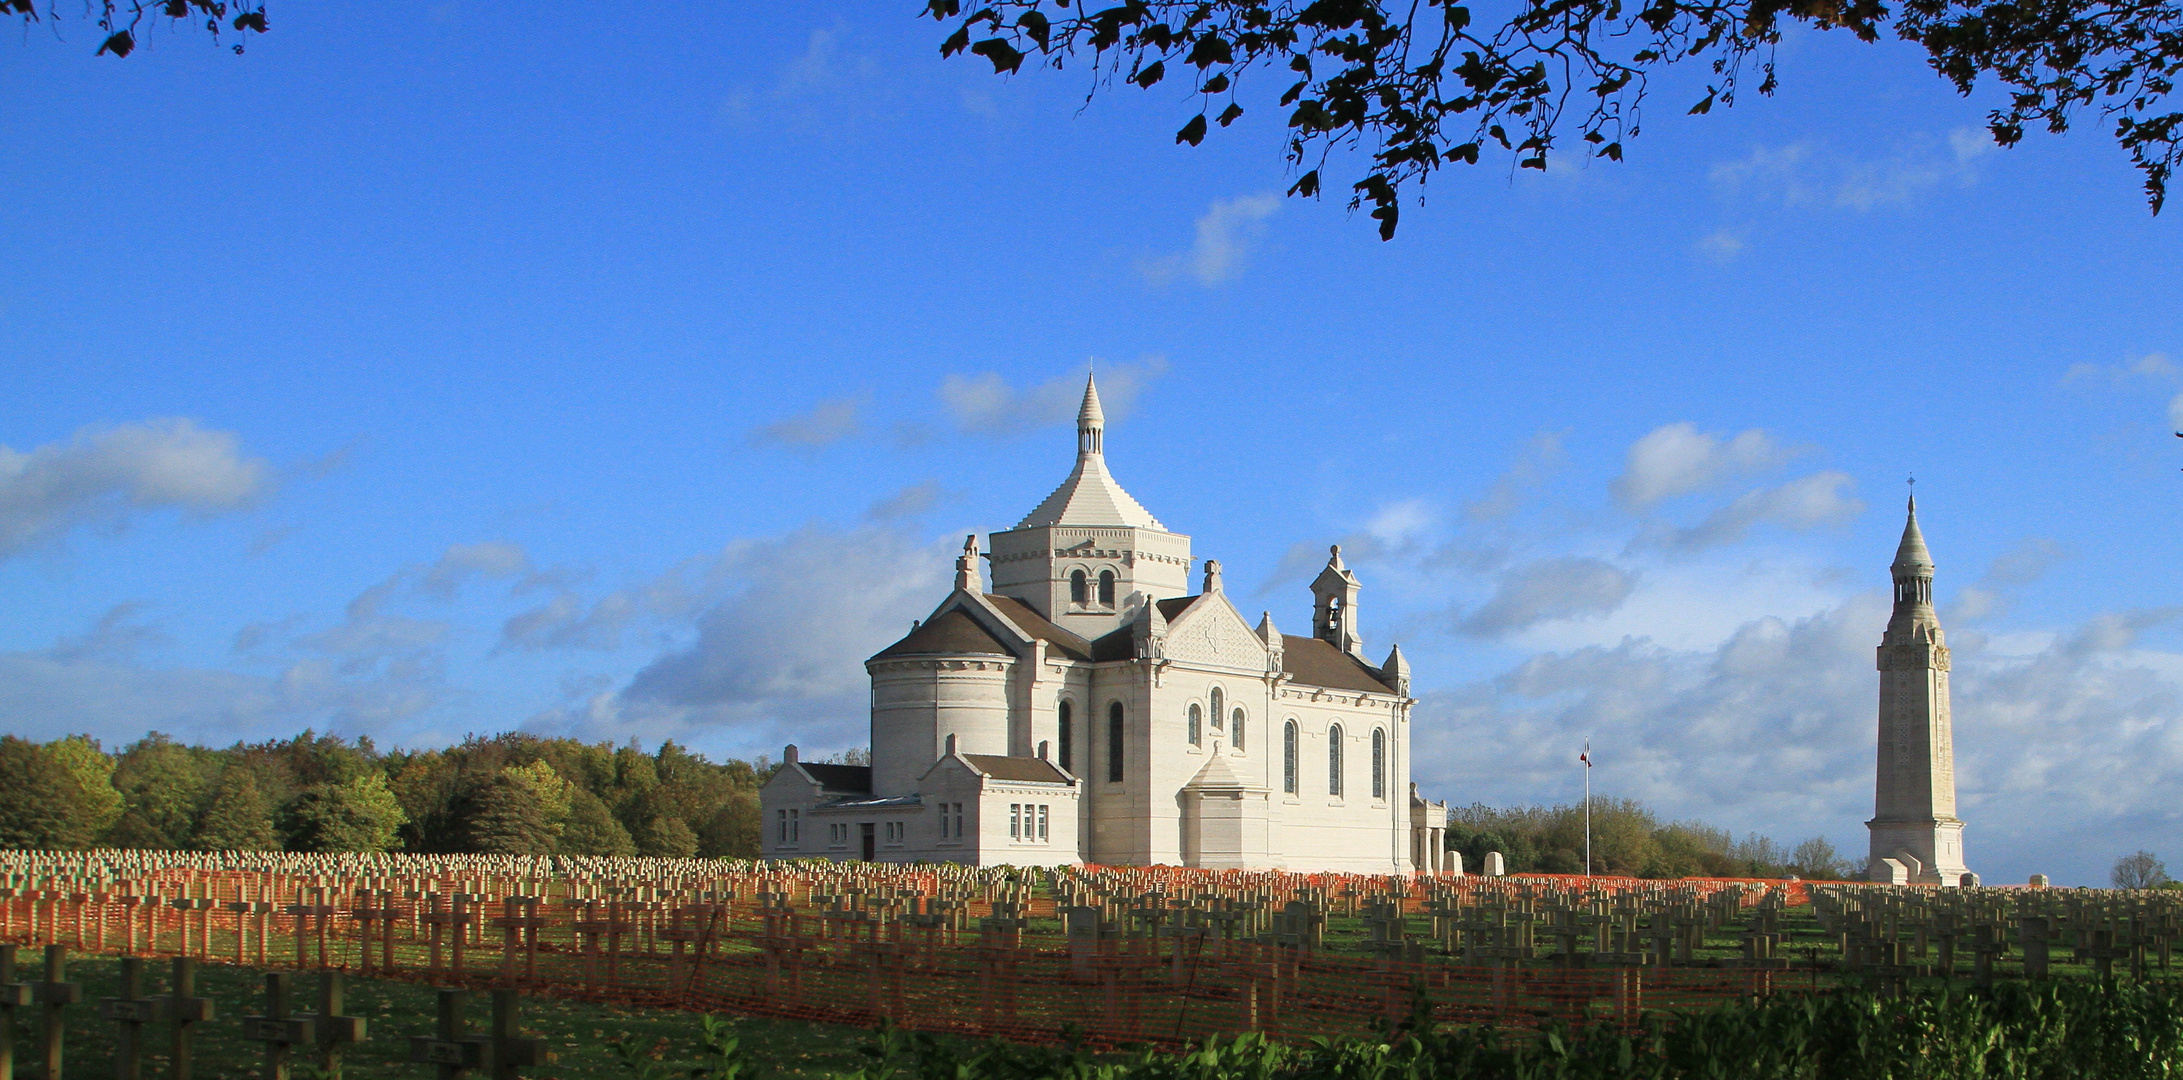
[2,5,2178,885]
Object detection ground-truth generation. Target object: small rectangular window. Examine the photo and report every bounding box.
[1038,805,1049,841]
[1010,803,1021,839]
[790,809,800,841]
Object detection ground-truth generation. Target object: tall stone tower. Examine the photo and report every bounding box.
[1866,495,1974,886]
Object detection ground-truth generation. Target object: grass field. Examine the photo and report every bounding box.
[7,954,882,1080]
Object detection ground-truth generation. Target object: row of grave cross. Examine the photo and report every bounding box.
[1812,885,2181,988]
[0,943,543,1080]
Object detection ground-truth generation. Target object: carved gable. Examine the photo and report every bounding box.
[1164,600,1267,671]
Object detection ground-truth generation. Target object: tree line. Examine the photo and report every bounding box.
[1446,797,1859,880]
[0,730,787,857]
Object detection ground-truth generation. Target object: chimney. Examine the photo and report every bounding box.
[944,733,958,756]
[783,744,798,764]
[1037,740,1050,760]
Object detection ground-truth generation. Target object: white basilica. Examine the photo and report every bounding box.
[760,376,1452,873]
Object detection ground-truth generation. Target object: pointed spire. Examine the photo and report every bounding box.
[1893,494,1933,573]
[1077,372,1105,457]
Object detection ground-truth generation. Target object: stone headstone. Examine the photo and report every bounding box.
[1447,850,1465,877]
[1484,852,1506,877]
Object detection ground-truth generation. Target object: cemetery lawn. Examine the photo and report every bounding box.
[30,954,878,1080]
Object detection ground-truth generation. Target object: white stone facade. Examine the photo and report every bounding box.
[1866,496,1976,887]
[761,376,1450,872]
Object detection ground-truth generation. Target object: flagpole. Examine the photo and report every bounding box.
[1583,737,1592,878]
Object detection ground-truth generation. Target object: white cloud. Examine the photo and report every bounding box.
[0,603,449,746]
[1465,431,1566,521]
[750,397,863,448]
[1645,471,1864,552]
[1694,229,1746,261]
[938,356,1167,436]
[1458,557,1639,636]
[1415,591,2183,887]
[1710,131,1997,212]
[0,418,270,559]
[1139,193,1280,286]
[1611,422,1794,509]
[865,481,951,521]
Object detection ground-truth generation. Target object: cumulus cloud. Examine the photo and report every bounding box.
[0,418,270,559]
[504,524,956,755]
[1140,194,1280,286]
[1458,557,1639,636]
[1950,538,2070,622]
[1611,423,1794,509]
[1644,471,1864,552]
[1694,229,1746,262]
[750,397,864,448]
[1466,432,1566,522]
[1710,129,1997,211]
[939,356,1167,436]
[865,481,950,521]
[1415,591,2183,886]
[0,603,449,746]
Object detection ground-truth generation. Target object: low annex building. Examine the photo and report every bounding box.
[761,375,1451,872]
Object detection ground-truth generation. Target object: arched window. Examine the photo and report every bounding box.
[1107,702,1125,783]
[1187,703,1202,746]
[1057,701,1074,773]
[1282,721,1297,794]
[1233,709,1247,752]
[1070,570,1088,605]
[1328,724,1344,797]
[1098,569,1116,605]
[1209,688,1224,732]
[1372,728,1386,800]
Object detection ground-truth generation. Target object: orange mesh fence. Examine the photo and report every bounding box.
[0,859,1796,1049]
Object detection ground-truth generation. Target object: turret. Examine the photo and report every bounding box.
[1311,545,1364,656]
[955,534,982,592]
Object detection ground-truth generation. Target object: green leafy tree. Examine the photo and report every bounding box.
[0,736,95,849]
[932,0,2183,235]
[560,788,638,856]
[193,767,279,851]
[460,774,555,855]
[637,815,700,858]
[282,772,408,853]
[43,735,125,842]
[110,734,216,849]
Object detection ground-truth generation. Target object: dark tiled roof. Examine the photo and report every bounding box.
[798,763,874,793]
[983,595,1093,660]
[1281,635,1396,694]
[1089,624,1135,662]
[1156,596,1200,620]
[961,754,1074,784]
[872,609,1011,660]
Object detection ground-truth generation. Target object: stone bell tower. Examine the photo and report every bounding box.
[1866,494,1974,886]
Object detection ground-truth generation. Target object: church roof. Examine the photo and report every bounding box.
[1893,495,1934,572]
[797,763,873,794]
[961,754,1074,784]
[1015,453,1166,530]
[983,595,1093,659]
[1281,635,1397,694]
[1012,376,1167,530]
[1183,748,1249,789]
[871,609,1011,660]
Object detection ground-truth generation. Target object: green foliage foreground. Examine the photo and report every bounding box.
[843,979,2183,1080]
